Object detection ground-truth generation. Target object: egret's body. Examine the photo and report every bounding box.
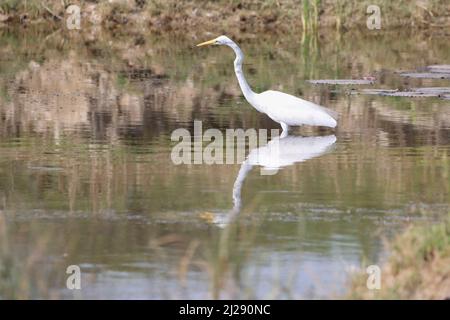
[197,36,337,135]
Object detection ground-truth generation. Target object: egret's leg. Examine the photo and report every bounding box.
[280,122,289,138]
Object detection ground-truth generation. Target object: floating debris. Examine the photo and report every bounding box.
[353,87,450,98]
[411,87,450,94]
[28,166,64,172]
[379,91,437,97]
[399,63,450,79]
[351,89,398,95]
[400,72,450,79]
[307,79,375,85]
[426,65,450,74]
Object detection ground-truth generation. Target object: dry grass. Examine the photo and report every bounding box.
[1,0,450,33]
[349,215,450,299]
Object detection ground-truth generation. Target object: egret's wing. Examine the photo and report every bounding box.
[258,90,337,127]
[315,103,338,120]
[247,135,336,169]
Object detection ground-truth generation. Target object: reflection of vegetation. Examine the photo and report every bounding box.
[0,85,10,102]
[1,27,450,298]
[1,27,449,211]
[301,0,321,32]
[300,32,320,80]
[350,214,450,299]
[116,73,128,87]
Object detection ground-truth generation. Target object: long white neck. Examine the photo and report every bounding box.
[227,41,257,105]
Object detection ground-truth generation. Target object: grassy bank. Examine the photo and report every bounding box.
[349,215,450,299]
[1,0,450,35]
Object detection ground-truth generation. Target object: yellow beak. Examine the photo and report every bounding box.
[196,39,217,47]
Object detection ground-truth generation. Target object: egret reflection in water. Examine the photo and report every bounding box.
[203,134,337,227]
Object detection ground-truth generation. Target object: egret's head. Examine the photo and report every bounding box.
[196,35,233,47]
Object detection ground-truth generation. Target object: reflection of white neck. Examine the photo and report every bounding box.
[229,134,337,221]
[227,41,257,105]
[232,160,253,215]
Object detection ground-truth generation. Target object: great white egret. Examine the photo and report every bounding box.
[197,35,338,135]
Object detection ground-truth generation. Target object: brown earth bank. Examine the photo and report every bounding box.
[1,0,450,37]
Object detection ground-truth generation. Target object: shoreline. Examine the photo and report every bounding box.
[1,1,450,36]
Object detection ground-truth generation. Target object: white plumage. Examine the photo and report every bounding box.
[256,90,338,128]
[197,35,338,135]
[246,134,337,170]
[205,134,336,227]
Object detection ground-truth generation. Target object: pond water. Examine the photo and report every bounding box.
[0,28,449,299]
